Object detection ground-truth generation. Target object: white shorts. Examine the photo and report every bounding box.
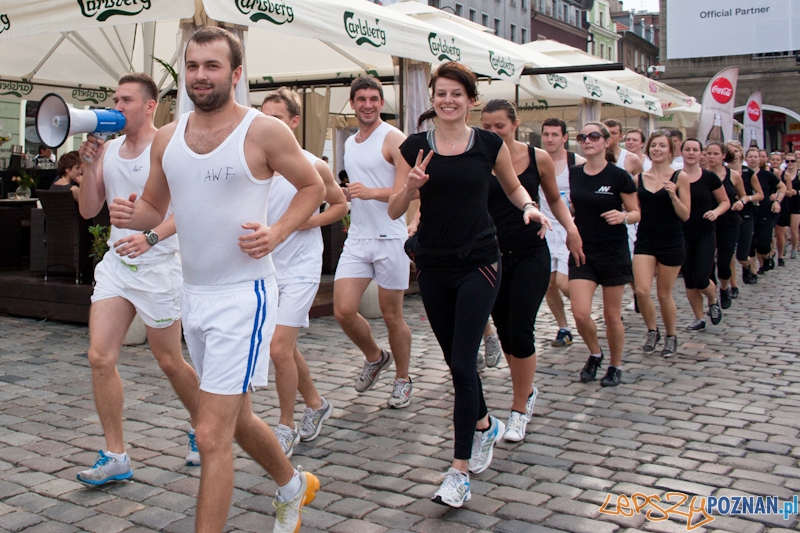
[181,278,278,395]
[334,237,409,290]
[91,253,182,328]
[276,280,319,328]
[545,225,569,276]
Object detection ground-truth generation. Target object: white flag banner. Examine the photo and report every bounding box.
[697,67,738,145]
[743,92,764,150]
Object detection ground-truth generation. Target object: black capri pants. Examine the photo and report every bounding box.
[736,218,755,262]
[753,217,775,256]
[682,231,715,290]
[715,223,739,280]
[491,245,550,359]
[416,260,501,460]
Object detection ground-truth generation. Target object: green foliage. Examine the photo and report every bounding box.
[341,213,350,233]
[11,169,38,189]
[152,56,179,87]
[88,224,110,262]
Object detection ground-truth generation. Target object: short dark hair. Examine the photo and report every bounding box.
[187,27,243,70]
[482,99,518,123]
[57,151,81,177]
[118,72,158,103]
[668,128,683,141]
[602,118,622,130]
[262,87,302,118]
[542,117,568,136]
[350,76,384,101]
[625,128,645,143]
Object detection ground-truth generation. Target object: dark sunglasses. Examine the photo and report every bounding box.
[576,131,606,143]
[786,159,797,163]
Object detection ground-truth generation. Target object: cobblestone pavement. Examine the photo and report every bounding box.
[1,259,800,533]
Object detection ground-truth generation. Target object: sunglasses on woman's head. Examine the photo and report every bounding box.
[576,132,605,143]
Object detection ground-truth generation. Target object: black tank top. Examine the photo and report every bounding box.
[717,168,742,226]
[636,170,683,245]
[790,172,800,212]
[488,145,546,253]
[740,167,756,219]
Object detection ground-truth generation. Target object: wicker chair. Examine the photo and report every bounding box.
[36,189,89,284]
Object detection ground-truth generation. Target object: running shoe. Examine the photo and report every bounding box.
[642,329,661,353]
[387,378,413,409]
[685,318,706,331]
[708,302,722,325]
[600,367,622,387]
[186,429,200,466]
[720,289,732,310]
[766,257,775,271]
[662,335,678,357]
[76,451,133,485]
[273,469,320,533]
[503,411,529,442]
[730,287,739,299]
[275,423,300,459]
[579,354,603,382]
[432,468,471,508]
[757,266,767,275]
[551,328,573,347]
[468,416,505,474]
[778,258,786,267]
[484,334,503,367]
[525,386,538,419]
[354,349,393,392]
[791,250,797,259]
[299,398,333,442]
[476,351,486,371]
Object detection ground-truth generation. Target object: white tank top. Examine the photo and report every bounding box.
[102,136,178,264]
[539,151,572,230]
[344,121,407,239]
[268,150,323,282]
[615,148,630,172]
[162,108,275,286]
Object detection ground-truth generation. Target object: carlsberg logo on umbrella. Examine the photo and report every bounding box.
[72,89,111,104]
[344,12,386,47]
[0,81,32,98]
[78,0,151,22]
[547,74,568,89]
[428,33,461,62]
[489,52,515,77]
[644,98,658,113]
[0,14,9,34]
[616,86,633,105]
[235,0,294,25]
[583,76,602,98]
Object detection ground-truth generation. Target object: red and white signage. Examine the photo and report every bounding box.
[697,67,739,145]
[711,78,733,104]
[743,92,764,149]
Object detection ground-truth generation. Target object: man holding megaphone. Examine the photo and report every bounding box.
[75,73,201,486]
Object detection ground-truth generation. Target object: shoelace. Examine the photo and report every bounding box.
[300,408,316,434]
[392,380,408,399]
[275,426,295,449]
[441,470,467,492]
[645,330,659,346]
[359,354,384,381]
[93,452,111,468]
[664,337,677,351]
[273,498,307,523]
[508,413,526,433]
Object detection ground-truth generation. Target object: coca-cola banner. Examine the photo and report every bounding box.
[743,92,764,150]
[697,67,739,146]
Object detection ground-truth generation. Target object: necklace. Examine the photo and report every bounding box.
[437,127,470,155]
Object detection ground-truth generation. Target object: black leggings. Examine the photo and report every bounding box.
[417,262,501,460]
[736,218,755,262]
[682,232,715,290]
[491,246,550,358]
[753,218,775,256]
[715,223,739,281]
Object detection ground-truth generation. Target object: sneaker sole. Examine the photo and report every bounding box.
[185,458,201,466]
[76,470,133,485]
[468,420,505,474]
[432,491,471,508]
[388,397,411,409]
[503,429,526,442]
[299,404,333,442]
[354,352,393,393]
[551,339,573,347]
[288,472,320,532]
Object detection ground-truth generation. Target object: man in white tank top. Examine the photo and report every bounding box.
[110,29,325,533]
[75,74,201,486]
[260,88,347,458]
[624,128,652,171]
[541,119,584,348]
[333,77,414,409]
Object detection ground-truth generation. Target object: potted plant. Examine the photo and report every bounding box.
[11,169,37,199]
[88,224,110,266]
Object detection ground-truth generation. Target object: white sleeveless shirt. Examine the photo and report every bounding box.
[162,108,274,286]
[539,152,572,231]
[344,121,407,239]
[102,136,178,264]
[268,150,323,283]
[615,148,630,172]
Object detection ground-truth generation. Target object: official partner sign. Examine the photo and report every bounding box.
[666,0,800,59]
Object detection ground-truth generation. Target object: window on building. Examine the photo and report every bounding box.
[599,12,604,26]
[428,0,441,8]
[563,4,569,22]
[635,50,639,70]
[600,43,605,58]
[455,3,463,16]
[494,18,501,35]
[510,23,517,42]
[510,0,516,7]
[521,0,527,10]
[521,28,527,43]
[551,0,556,17]
[575,8,581,26]
[482,12,489,27]
[469,8,476,21]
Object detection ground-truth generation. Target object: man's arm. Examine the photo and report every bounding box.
[347,129,406,203]
[113,215,176,259]
[78,137,107,219]
[297,159,348,230]
[109,125,174,231]
[625,153,644,177]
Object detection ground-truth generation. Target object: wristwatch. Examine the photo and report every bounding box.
[143,230,159,246]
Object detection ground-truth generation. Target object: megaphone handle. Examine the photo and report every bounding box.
[82,155,93,163]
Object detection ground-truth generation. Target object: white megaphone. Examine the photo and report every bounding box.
[35,93,126,149]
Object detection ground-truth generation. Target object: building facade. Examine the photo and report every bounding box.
[610,1,658,74]
[529,0,590,50]
[586,0,619,61]
[427,0,532,43]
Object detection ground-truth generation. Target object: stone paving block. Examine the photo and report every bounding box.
[494,521,564,533]
[74,513,133,533]
[326,497,380,519]
[544,512,619,533]
[364,508,424,530]
[328,519,387,533]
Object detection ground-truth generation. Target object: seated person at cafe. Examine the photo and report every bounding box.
[34,145,56,166]
[49,151,82,201]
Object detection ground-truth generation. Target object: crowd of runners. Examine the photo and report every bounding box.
[65,27,800,531]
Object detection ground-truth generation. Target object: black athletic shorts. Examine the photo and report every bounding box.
[569,242,632,286]
[634,239,686,267]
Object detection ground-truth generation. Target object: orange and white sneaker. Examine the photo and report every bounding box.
[273,469,320,533]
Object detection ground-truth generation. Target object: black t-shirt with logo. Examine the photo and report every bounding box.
[569,162,636,248]
[683,170,723,239]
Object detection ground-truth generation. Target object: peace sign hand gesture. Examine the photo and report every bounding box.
[406,149,434,192]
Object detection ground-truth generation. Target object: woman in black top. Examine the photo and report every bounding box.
[784,154,800,259]
[771,152,792,266]
[49,151,82,202]
[740,147,766,283]
[706,141,747,310]
[633,131,690,356]
[727,142,763,292]
[753,156,786,275]
[569,122,638,388]
[388,62,550,509]
[480,99,581,443]
[680,139,730,331]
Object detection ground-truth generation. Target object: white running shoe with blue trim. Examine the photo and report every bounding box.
[76,450,133,485]
[468,416,505,474]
